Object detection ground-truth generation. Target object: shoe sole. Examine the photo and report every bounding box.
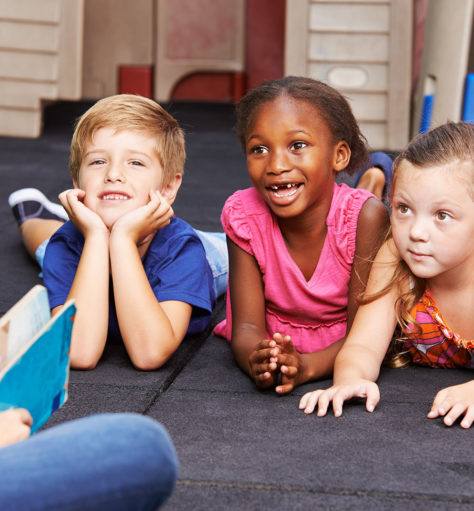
[8,188,69,221]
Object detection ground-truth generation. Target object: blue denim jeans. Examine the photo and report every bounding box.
[194,230,228,298]
[0,413,178,510]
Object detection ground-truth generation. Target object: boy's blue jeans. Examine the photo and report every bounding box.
[194,230,228,298]
[0,413,178,510]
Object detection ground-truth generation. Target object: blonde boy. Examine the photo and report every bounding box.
[29,95,215,370]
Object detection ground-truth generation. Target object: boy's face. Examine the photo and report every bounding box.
[74,127,176,229]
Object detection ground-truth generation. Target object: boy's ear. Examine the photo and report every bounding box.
[161,174,182,205]
[333,141,351,173]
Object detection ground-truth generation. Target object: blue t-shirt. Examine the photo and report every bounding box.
[43,218,215,341]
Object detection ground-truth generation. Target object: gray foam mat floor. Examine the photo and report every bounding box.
[1,102,472,510]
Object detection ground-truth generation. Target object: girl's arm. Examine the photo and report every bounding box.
[57,190,110,370]
[110,191,190,370]
[346,197,390,331]
[227,238,280,388]
[275,197,390,392]
[299,239,400,415]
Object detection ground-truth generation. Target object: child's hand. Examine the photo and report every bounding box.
[427,380,474,429]
[59,189,108,236]
[248,338,281,389]
[111,190,173,245]
[271,333,302,394]
[0,409,33,448]
[298,379,380,416]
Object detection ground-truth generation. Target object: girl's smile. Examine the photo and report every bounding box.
[245,96,348,220]
[266,181,304,203]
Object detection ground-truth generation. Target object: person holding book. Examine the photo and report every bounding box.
[8,94,227,371]
[0,409,177,509]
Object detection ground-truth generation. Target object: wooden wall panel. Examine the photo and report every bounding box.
[155,0,245,101]
[285,0,412,150]
[0,0,83,137]
[82,0,153,98]
[0,0,60,21]
[0,21,58,52]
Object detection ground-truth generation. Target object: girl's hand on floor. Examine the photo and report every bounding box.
[298,379,380,416]
[427,380,474,429]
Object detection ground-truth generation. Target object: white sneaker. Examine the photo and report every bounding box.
[8,188,69,226]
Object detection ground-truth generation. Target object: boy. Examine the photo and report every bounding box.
[9,95,223,370]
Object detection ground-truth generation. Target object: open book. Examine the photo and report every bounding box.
[0,285,75,433]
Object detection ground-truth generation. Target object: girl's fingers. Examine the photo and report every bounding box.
[275,381,294,394]
[441,401,474,428]
[272,333,284,343]
[299,390,324,414]
[251,348,274,364]
[428,393,474,429]
[255,371,272,382]
[298,392,310,409]
[277,353,295,366]
[427,388,448,418]
[460,406,474,429]
[316,390,332,416]
[365,383,380,413]
[331,383,380,416]
[331,391,347,417]
[280,364,297,377]
[442,403,467,427]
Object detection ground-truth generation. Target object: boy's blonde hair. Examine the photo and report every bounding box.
[69,94,185,186]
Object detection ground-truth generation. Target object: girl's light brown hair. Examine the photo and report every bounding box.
[368,122,474,366]
[69,95,185,186]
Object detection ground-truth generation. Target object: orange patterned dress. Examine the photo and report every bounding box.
[403,289,473,368]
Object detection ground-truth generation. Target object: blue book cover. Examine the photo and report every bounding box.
[0,286,75,433]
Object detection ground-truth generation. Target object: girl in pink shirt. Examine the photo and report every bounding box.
[214,76,389,393]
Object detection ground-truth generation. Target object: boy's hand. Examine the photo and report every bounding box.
[0,409,33,448]
[111,190,173,245]
[298,379,380,416]
[427,380,474,429]
[272,333,302,394]
[59,189,108,237]
[248,338,281,389]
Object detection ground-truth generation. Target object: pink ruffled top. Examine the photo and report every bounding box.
[214,183,374,353]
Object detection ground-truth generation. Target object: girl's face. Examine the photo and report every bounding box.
[244,96,349,220]
[391,160,474,283]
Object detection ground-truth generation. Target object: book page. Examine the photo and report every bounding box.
[1,287,51,369]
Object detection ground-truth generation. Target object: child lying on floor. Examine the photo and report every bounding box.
[300,122,474,428]
[213,76,391,393]
[9,95,227,370]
